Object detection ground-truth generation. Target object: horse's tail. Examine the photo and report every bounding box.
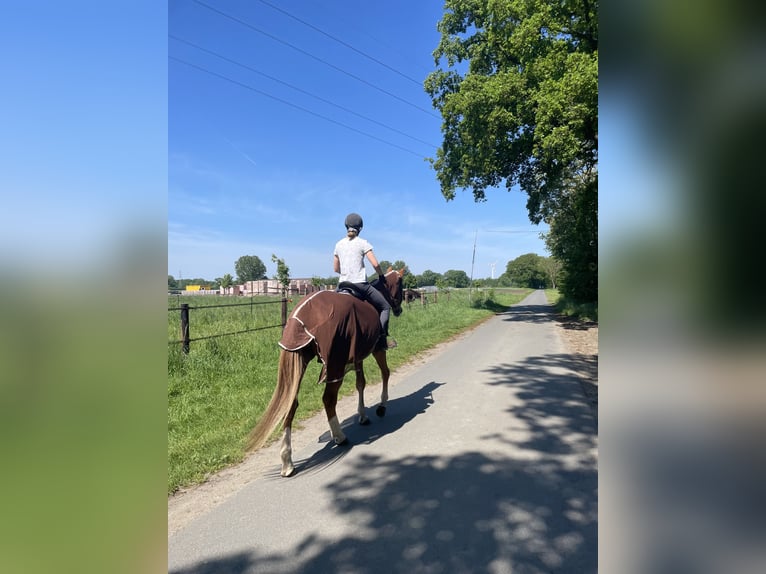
[246,347,308,452]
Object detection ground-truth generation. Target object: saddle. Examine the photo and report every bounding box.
[336,281,366,300]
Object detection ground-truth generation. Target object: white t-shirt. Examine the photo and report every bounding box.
[334,236,373,283]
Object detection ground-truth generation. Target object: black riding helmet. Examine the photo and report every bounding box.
[344,212,363,233]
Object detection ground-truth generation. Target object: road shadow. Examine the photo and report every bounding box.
[170,448,596,573]
[290,381,444,477]
[498,303,558,324]
[170,353,597,573]
[481,354,598,448]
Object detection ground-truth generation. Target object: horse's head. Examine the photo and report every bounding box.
[380,267,405,317]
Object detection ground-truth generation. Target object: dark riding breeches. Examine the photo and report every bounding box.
[354,282,391,336]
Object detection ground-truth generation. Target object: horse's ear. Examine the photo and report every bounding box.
[386,266,393,274]
[398,267,406,277]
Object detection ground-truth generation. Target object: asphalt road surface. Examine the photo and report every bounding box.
[168,290,598,573]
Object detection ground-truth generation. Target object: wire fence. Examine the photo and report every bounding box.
[168,297,289,354]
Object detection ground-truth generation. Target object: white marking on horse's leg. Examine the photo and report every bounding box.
[280,427,295,477]
[328,415,347,445]
[357,390,368,424]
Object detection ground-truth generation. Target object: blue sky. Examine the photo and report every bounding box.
[169,0,549,282]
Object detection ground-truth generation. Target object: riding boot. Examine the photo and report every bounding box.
[377,333,397,351]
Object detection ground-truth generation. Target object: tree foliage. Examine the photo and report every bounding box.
[271,254,291,295]
[503,253,548,288]
[426,0,598,302]
[373,259,409,282]
[443,269,471,288]
[417,270,442,287]
[539,256,563,290]
[544,178,596,300]
[234,255,267,283]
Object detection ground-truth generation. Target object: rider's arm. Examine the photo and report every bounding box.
[365,250,383,278]
[333,254,340,274]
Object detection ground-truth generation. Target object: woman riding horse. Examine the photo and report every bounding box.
[334,212,397,351]
[246,267,405,477]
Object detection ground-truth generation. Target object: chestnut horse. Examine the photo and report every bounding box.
[247,268,405,476]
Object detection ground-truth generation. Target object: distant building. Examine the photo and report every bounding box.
[229,278,327,296]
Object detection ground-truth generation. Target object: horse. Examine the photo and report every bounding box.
[404,288,422,304]
[246,268,405,477]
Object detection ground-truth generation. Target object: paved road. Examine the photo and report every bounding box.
[168,290,598,573]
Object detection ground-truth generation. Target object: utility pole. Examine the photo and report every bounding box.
[469,230,477,303]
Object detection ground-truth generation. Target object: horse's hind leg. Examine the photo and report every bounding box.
[322,381,348,445]
[280,398,300,477]
[372,350,390,417]
[279,346,312,477]
[354,361,370,426]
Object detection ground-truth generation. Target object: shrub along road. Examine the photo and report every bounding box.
[168,290,597,573]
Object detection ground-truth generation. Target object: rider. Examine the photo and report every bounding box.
[333,212,397,350]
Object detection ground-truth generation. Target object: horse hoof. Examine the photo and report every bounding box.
[376,406,387,418]
[334,437,349,446]
[359,417,371,426]
[281,464,295,477]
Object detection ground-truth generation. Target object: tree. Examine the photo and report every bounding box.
[426,0,598,302]
[168,275,178,290]
[544,178,597,300]
[443,269,470,288]
[235,255,267,283]
[539,256,563,290]
[271,254,290,295]
[220,273,234,288]
[505,253,547,288]
[418,270,442,287]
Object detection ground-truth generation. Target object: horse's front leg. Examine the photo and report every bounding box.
[373,350,390,417]
[354,361,370,426]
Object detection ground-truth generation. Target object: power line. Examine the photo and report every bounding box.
[253,0,424,87]
[170,56,427,159]
[191,0,440,119]
[484,229,544,234]
[170,34,438,149]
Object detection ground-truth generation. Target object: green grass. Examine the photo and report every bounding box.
[168,288,531,494]
[545,289,598,322]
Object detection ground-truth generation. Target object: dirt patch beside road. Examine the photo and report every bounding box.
[555,314,598,419]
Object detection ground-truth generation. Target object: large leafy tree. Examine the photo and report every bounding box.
[425,0,598,302]
[504,253,548,288]
[234,255,267,283]
[418,270,443,287]
[443,269,471,288]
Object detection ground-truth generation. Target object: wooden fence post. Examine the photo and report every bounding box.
[180,303,190,354]
[281,297,288,331]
